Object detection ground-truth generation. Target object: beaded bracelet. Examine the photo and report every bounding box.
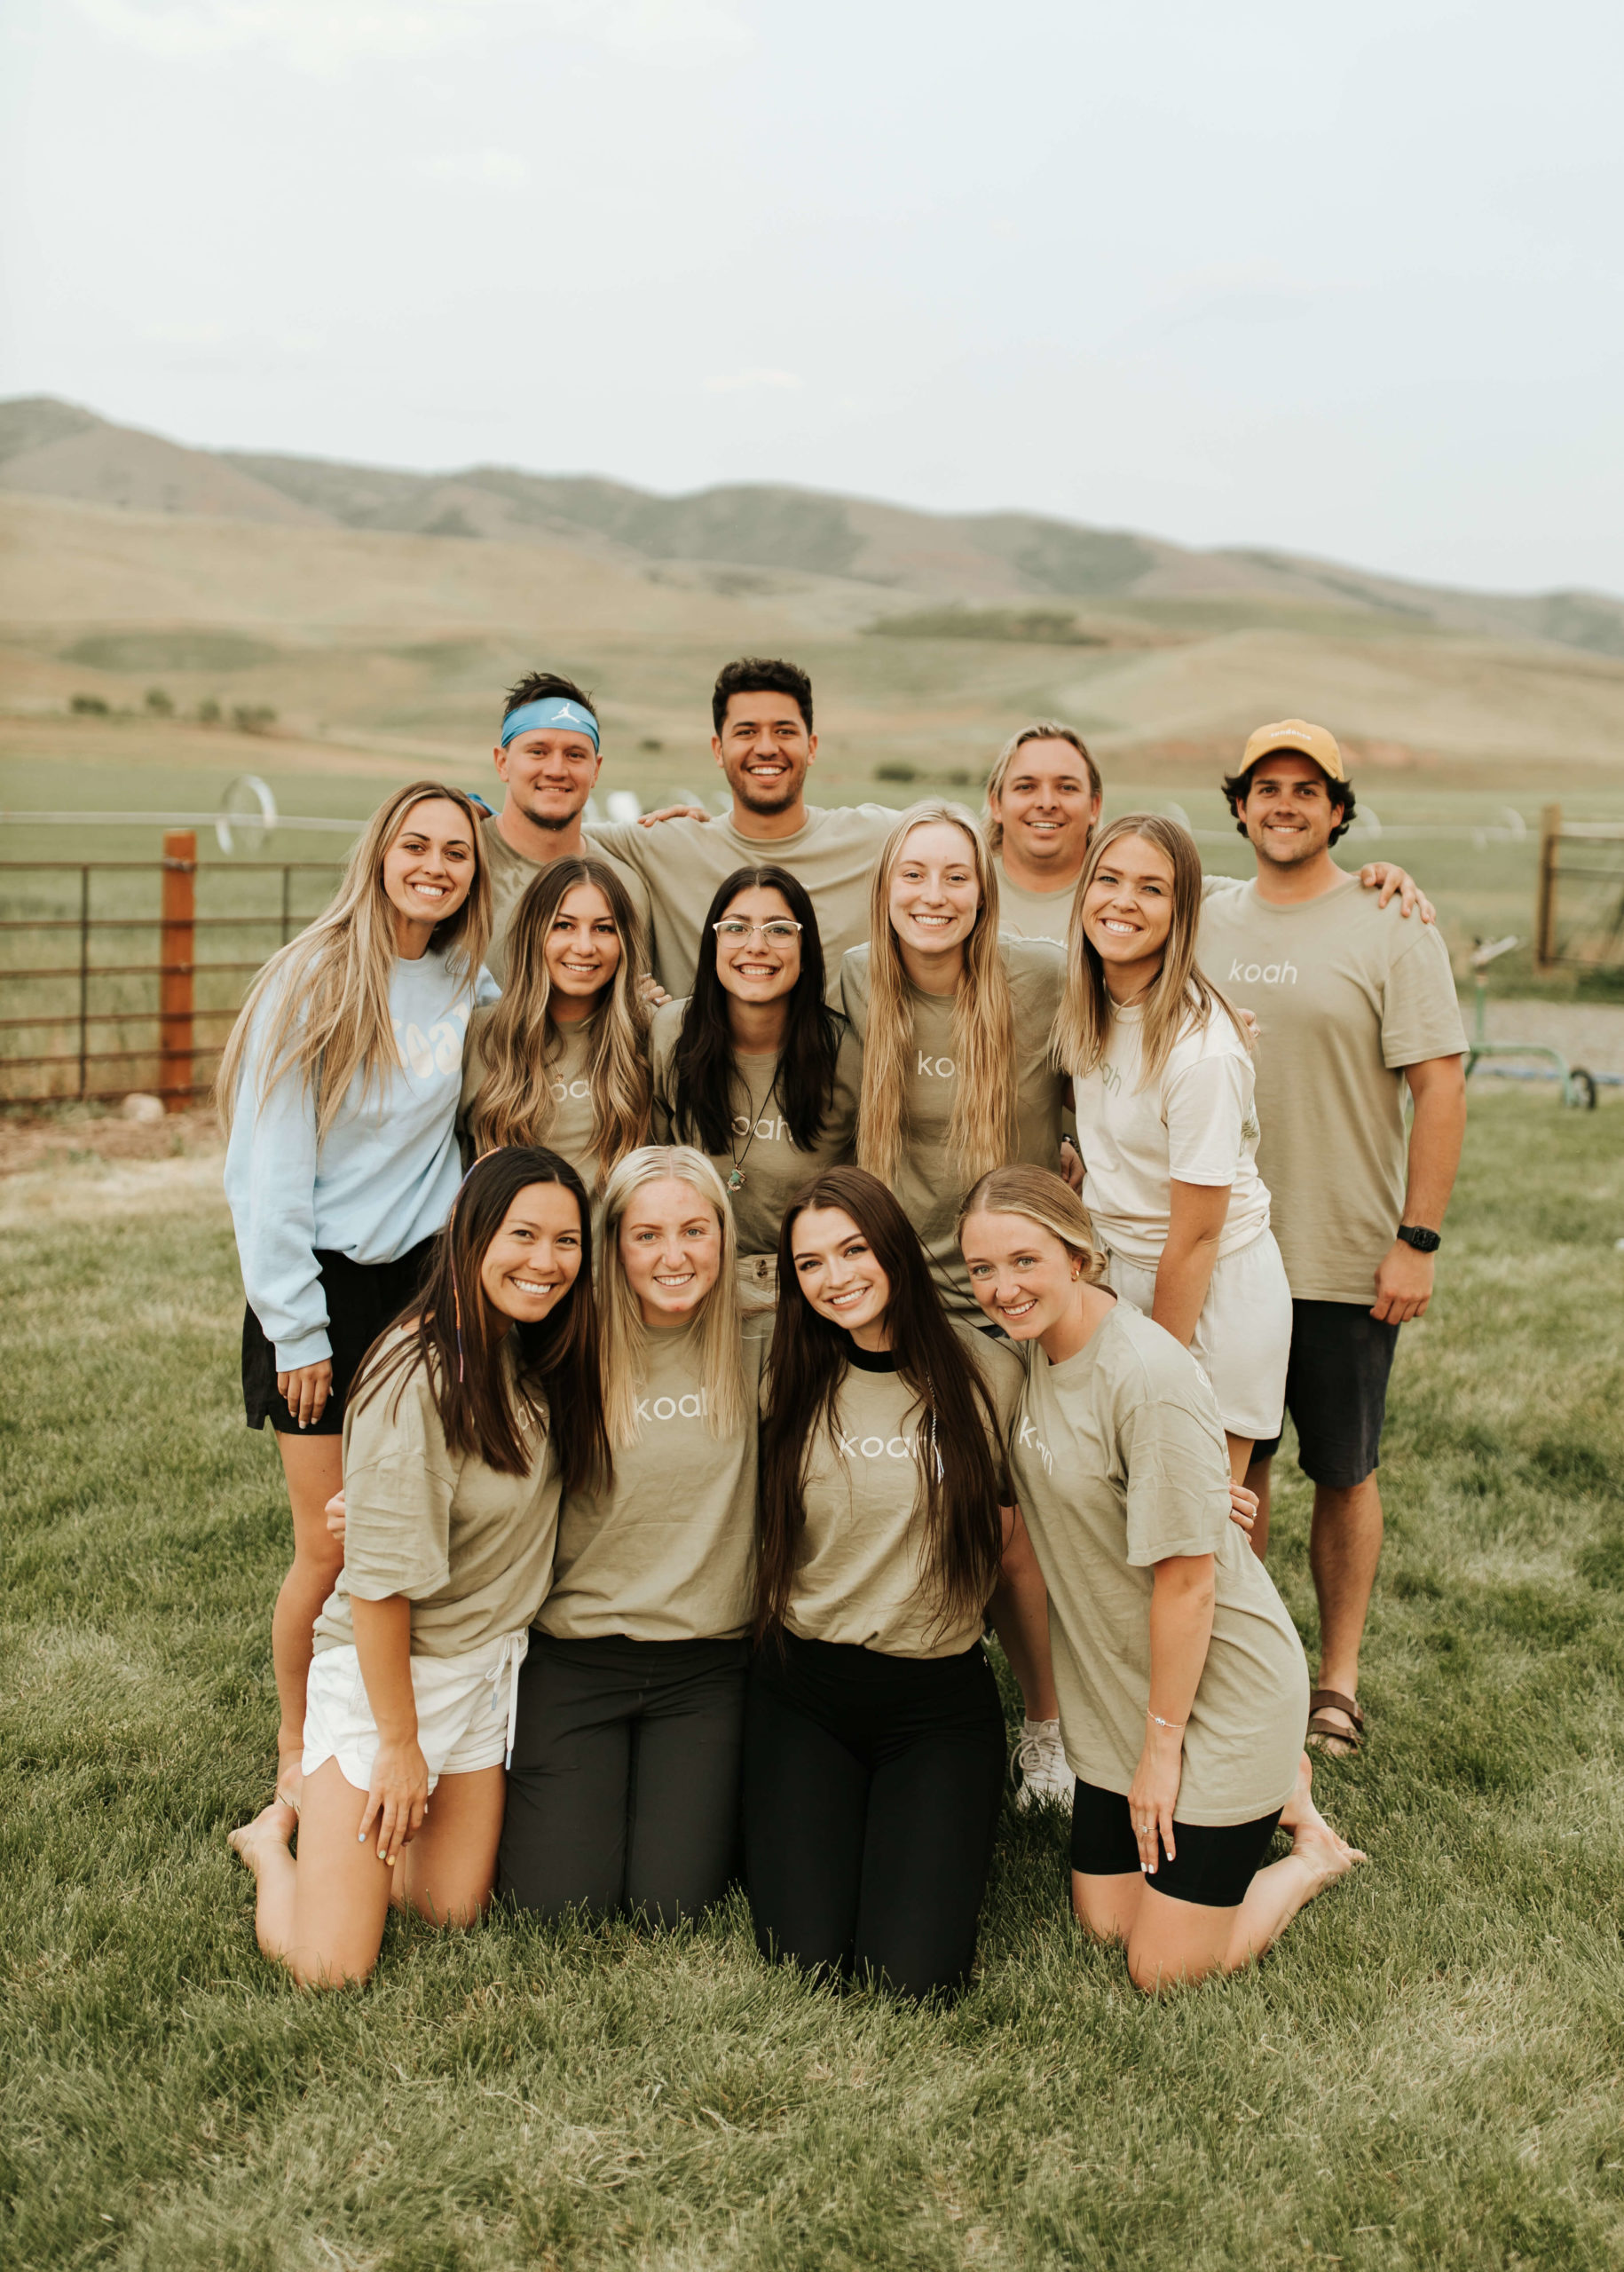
[1146,1709,1185,1731]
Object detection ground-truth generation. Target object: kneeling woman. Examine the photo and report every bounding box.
[958,1167,1364,1992]
[745,1164,1024,2001]
[228,1148,607,1985]
[462,856,652,1194]
[499,1146,769,1924]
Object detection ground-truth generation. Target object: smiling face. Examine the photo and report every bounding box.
[381,797,477,945]
[495,726,603,834]
[789,1204,893,1347]
[713,690,816,816]
[959,1211,1079,1341]
[543,882,621,1017]
[1080,832,1174,992]
[887,821,982,962]
[713,883,802,1007]
[1238,753,1341,869]
[618,1175,723,1325]
[478,1182,585,1325]
[989,738,1102,878]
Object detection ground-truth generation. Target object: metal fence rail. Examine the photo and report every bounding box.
[0,832,343,1109]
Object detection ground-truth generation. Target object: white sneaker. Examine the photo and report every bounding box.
[1011,1718,1072,1810]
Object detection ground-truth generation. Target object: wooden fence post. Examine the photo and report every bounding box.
[160,829,196,1110]
[1534,804,1560,974]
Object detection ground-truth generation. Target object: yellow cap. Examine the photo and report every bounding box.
[1240,718,1344,782]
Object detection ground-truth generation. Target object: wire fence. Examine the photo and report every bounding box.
[0,833,343,1109]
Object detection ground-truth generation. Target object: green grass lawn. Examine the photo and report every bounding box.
[4,1091,1623,2271]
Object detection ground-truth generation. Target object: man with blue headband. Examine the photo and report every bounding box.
[483,670,651,984]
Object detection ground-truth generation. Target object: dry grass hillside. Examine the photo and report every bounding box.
[3,396,1623,888]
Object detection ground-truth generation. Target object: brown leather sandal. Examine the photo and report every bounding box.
[1306,1688,1365,1755]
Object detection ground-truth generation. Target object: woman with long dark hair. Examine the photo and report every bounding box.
[744,1165,1024,2001]
[958,1167,1362,1993]
[500,1146,769,1925]
[462,855,652,1194]
[217,780,494,1813]
[652,864,860,1289]
[227,1148,608,1986]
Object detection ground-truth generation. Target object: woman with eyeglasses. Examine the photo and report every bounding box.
[461,855,652,1195]
[651,864,861,1290]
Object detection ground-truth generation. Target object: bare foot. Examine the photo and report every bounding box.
[228,1798,298,1875]
[1280,1752,1366,1885]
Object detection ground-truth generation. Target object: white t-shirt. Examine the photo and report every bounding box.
[1069,998,1271,1268]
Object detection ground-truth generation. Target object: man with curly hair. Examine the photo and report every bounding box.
[1199,721,1467,1760]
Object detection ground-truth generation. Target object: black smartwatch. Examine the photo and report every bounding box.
[1396,1224,1441,1253]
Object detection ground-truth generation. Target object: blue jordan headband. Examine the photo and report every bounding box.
[500,697,600,750]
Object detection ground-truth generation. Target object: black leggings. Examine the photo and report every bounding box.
[498,1632,748,1925]
[742,1631,1006,2001]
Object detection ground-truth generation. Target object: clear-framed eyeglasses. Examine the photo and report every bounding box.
[712,919,804,943]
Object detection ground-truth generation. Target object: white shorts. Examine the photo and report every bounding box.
[302,1629,530,1795]
[1106,1227,1291,1442]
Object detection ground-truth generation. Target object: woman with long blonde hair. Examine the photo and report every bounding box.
[499,1146,769,1926]
[218,779,494,1814]
[839,798,1076,1810]
[958,1168,1360,1994]
[1054,812,1293,1485]
[461,855,651,1191]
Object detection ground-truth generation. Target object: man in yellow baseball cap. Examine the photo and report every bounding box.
[1237,717,1346,783]
[1200,720,1468,1759]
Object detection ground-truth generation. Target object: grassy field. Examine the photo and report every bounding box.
[4,1090,1623,2270]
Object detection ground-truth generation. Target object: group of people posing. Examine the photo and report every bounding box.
[223,656,1470,1998]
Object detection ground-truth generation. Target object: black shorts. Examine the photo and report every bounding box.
[240,1238,437,1435]
[1069,1778,1282,1909]
[1251,1298,1401,1489]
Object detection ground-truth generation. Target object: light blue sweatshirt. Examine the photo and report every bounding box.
[224,947,501,1370]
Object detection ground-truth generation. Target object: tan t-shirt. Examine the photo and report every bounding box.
[1196,875,1467,1303]
[649,999,862,1258]
[461,1008,605,1188]
[587,803,896,1002]
[1008,1303,1307,1825]
[1069,998,1271,1267]
[784,1321,1024,1658]
[480,812,652,989]
[994,856,1078,944]
[539,1312,769,1642]
[840,937,1068,1314]
[314,1331,561,1659]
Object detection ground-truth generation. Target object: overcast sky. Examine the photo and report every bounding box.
[4,0,1621,596]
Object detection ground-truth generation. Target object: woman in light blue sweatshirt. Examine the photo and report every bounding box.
[218,778,496,1811]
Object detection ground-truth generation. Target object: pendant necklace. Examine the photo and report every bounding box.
[725,1062,782,1194]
